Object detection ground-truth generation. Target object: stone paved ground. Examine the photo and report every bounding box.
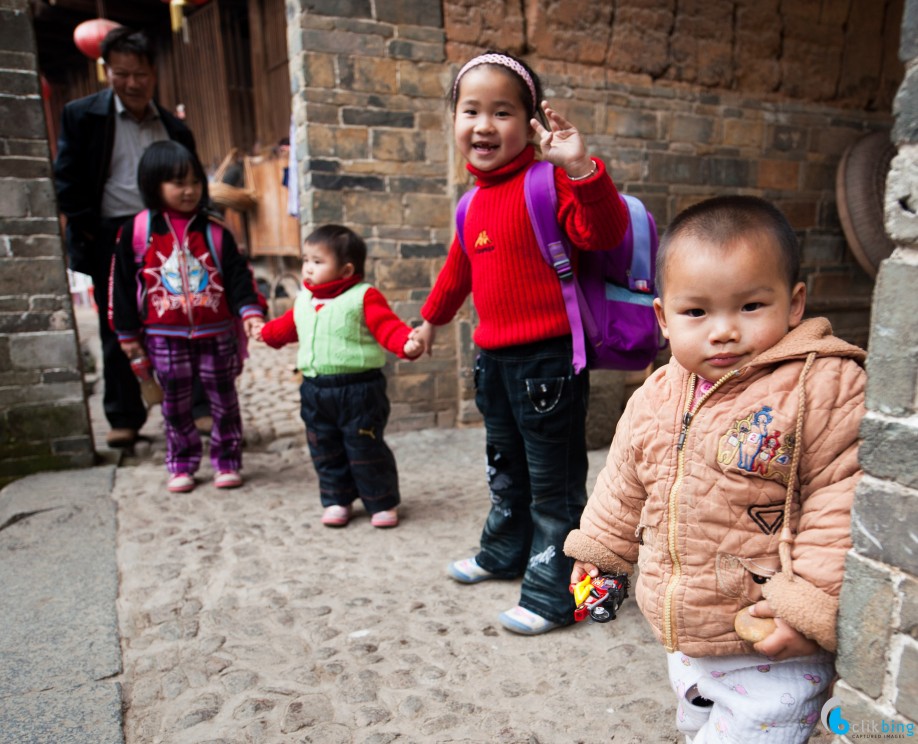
[76,307,829,743]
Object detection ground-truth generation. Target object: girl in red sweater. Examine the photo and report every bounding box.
[412,51,629,634]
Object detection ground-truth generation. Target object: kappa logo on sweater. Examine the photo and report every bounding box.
[473,230,494,253]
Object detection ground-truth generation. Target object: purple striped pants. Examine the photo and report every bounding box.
[145,333,242,475]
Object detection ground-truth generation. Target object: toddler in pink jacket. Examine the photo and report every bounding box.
[564,195,865,743]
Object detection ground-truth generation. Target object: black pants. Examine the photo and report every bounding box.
[299,369,399,514]
[89,218,147,431]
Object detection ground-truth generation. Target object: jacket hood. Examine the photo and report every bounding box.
[749,317,866,369]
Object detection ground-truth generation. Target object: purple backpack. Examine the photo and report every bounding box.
[456,160,667,373]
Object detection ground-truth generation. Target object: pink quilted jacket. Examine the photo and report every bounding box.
[564,318,866,657]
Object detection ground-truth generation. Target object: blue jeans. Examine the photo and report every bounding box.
[473,336,589,625]
[299,369,400,514]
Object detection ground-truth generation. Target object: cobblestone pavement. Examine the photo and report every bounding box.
[77,307,823,744]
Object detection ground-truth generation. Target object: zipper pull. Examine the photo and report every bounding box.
[677,411,693,451]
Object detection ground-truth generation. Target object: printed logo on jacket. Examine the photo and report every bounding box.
[145,247,224,318]
[717,405,795,486]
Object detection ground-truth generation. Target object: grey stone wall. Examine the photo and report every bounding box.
[0,0,94,485]
[833,0,918,737]
[286,0,464,430]
[286,0,900,437]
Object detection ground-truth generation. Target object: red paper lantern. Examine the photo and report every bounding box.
[73,18,121,61]
[73,18,121,82]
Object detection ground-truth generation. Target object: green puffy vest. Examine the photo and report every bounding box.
[294,283,385,377]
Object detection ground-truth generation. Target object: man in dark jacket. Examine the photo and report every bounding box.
[54,27,196,447]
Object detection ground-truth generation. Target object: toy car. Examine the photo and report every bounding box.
[570,573,629,623]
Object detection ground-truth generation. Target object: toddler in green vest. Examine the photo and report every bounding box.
[257,224,425,527]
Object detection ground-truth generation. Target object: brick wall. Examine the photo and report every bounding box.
[286,0,467,429]
[0,0,94,485]
[288,0,902,433]
[833,0,918,735]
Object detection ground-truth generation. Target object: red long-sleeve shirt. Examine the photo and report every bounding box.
[421,145,629,350]
[260,275,413,358]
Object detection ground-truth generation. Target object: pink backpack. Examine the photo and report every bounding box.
[456,160,667,373]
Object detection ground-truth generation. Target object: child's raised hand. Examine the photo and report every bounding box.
[571,560,600,584]
[747,600,822,661]
[531,100,593,179]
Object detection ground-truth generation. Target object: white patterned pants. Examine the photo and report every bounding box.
[666,650,835,743]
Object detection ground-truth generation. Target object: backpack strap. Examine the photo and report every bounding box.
[130,209,153,314]
[455,187,478,253]
[205,220,224,274]
[132,209,152,262]
[524,161,589,373]
[621,195,653,293]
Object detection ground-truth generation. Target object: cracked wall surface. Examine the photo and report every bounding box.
[444,0,903,110]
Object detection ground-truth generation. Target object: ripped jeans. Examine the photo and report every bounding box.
[473,336,589,624]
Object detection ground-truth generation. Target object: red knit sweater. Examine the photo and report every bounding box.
[420,145,629,350]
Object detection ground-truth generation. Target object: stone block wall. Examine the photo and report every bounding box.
[287,0,901,434]
[833,0,918,734]
[0,0,94,485]
[286,0,465,430]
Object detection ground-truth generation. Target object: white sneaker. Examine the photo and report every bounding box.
[321,504,352,527]
[447,557,496,584]
[214,471,242,489]
[498,605,561,635]
[167,473,195,493]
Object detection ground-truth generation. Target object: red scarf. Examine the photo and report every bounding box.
[305,274,363,309]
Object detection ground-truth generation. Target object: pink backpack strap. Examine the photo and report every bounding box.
[132,209,151,261]
[130,210,153,313]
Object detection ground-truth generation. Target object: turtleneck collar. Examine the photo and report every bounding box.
[467,144,536,187]
[305,274,362,300]
[165,207,197,221]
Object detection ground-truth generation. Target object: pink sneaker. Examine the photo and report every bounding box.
[167,473,195,493]
[370,508,399,528]
[321,504,352,527]
[214,471,242,489]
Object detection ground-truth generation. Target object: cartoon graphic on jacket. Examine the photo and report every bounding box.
[564,318,866,657]
[111,210,263,343]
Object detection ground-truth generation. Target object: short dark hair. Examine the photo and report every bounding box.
[101,27,155,67]
[304,224,367,275]
[656,195,800,297]
[137,140,208,211]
